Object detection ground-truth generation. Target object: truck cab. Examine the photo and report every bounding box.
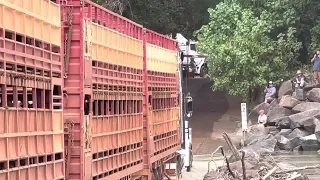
[177,33,208,78]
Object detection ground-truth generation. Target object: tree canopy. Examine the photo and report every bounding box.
[196,0,301,98]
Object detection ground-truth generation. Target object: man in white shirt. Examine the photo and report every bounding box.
[258,109,267,126]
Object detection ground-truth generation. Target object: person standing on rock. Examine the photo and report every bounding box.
[264,81,276,103]
[258,109,267,126]
[311,51,320,84]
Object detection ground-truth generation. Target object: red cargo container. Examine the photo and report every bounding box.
[1,0,182,179]
[62,1,145,179]
[0,0,64,179]
[144,29,181,176]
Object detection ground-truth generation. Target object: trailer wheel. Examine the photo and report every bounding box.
[186,166,191,172]
[200,64,208,78]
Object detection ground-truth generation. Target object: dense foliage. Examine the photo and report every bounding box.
[196,0,301,98]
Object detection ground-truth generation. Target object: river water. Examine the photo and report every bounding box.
[271,151,320,179]
[183,151,320,180]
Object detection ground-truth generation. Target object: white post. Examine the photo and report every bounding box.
[241,103,248,146]
[184,121,190,167]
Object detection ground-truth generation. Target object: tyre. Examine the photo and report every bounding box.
[200,64,208,77]
[186,166,191,172]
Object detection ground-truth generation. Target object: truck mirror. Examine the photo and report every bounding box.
[180,52,184,62]
[185,93,193,117]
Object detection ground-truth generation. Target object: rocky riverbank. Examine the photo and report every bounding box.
[203,81,320,180]
[247,81,320,152]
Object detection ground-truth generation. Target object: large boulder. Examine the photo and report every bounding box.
[300,134,320,151]
[277,135,301,151]
[278,80,294,99]
[276,129,292,137]
[295,88,307,101]
[266,106,292,126]
[315,124,320,142]
[277,128,311,151]
[289,109,320,124]
[265,126,279,135]
[279,95,300,108]
[307,88,320,102]
[275,116,291,129]
[303,83,320,91]
[290,117,320,133]
[248,103,271,123]
[292,102,320,112]
[287,128,311,139]
[245,134,277,153]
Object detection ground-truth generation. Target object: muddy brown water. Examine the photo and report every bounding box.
[271,152,320,179]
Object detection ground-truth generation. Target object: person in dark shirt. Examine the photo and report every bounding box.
[311,51,320,84]
[264,81,276,103]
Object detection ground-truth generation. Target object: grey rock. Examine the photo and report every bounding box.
[278,80,294,99]
[245,134,277,154]
[289,109,320,124]
[279,95,300,108]
[296,88,307,100]
[267,106,292,126]
[287,128,311,139]
[293,145,302,152]
[275,116,291,129]
[303,83,320,91]
[290,116,320,133]
[276,129,292,137]
[315,124,320,142]
[248,102,271,122]
[292,102,320,113]
[307,88,320,102]
[265,126,279,135]
[277,135,301,151]
[270,99,279,107]
[300,134,320,151]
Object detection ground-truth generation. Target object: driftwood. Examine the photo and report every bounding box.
[203,132,318,180]
[275,164,320,174]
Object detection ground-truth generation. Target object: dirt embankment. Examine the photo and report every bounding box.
[187,78,242,155]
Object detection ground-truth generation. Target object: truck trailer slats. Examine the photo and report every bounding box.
[0,0,64,179]
[0,0,182,179]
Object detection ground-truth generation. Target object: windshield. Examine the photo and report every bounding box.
[190,43,197,51]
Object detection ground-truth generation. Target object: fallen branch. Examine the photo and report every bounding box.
[221,147,236,178]
[262,167,277,180]
[240,151,246,180]
[275,164,320,174]
[207,146,223,173]
[223,132,241,160]
[286,172,302,180]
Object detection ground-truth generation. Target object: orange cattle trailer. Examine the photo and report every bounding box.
[0,0,191,179]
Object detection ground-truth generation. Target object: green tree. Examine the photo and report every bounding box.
[196,1,301,100]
